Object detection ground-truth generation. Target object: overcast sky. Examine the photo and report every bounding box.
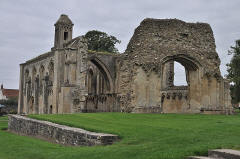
[0,0,239,89]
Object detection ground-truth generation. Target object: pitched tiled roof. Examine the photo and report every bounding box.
[2,89,19,98]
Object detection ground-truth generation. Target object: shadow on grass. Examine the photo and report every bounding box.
[1,127,7,131]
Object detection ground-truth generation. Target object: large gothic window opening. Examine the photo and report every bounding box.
[162,55,199,89]
[24,69,30,97]
[174,61,188,86]
[87,60,112,95]
[39,66,45,94]
[48,61,54,86]
[32,67,37,89]
[29,96,34,113]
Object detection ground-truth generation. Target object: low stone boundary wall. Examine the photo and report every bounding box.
[8,115,119,146]
[189,149,240,159]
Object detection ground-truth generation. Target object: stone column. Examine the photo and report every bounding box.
[53,50,62,114]
[26,79,31,114]
[166,61,174,87]
[75,38,88,112]
[43,75,49,114]
[33,76,39,114]
[162,60,174,89]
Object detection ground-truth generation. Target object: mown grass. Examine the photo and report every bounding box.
[1,113,240,159]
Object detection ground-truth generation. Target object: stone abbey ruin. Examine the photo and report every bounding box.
[18,14,232,114]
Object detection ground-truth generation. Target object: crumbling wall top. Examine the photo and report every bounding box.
[124,18,221,73]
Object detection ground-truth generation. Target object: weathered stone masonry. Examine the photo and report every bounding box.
[8,115,119,146]
[118,19,232,114]
[18,15,233,114]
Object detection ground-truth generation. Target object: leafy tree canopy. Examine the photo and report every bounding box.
[226,39,240,103]
[84,30,121,53]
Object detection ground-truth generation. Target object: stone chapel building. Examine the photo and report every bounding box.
[18,14,232,114]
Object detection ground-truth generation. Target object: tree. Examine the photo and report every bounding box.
[0,97,18,106]
[84,30,121,53]
[226,39,240,104]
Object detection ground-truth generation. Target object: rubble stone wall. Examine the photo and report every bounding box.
[117,18,232,113]
[18,15,233,114]
[8,114,119,146]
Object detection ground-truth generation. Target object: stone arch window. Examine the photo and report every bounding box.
[32,67,37,76]
[98,70,109,94]
[28,96,34,113]
[24,69,29,94]
[89,57,113,93]
[32,67,37,88]
[48,61,54,85]
[25,69,30,82]
[87,58,113,95]
[161,54,200,89]
[39,65,45,93]
[161,54,201,105]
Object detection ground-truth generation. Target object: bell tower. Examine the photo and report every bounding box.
[54,14,73,49]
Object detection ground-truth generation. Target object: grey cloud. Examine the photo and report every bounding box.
[0,0,239,88]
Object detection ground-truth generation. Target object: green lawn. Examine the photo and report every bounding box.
[1,113,240,159]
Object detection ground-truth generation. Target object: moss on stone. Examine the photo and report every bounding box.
[88,50,120,56]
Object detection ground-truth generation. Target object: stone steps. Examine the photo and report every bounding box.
[208,149,240,159]
[188,149,240,159]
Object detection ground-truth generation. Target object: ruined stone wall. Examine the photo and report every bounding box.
[117,18,232,113]
[54,36,89,114]
[19,52,55,114]
[125,19,220,72]
[18,34,121,114]
[8,115,119,146]
[18,36,89,114]
[18,15,232,114]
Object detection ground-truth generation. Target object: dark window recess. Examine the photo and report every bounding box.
[64,32,68,40]
[49,105,53,114]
